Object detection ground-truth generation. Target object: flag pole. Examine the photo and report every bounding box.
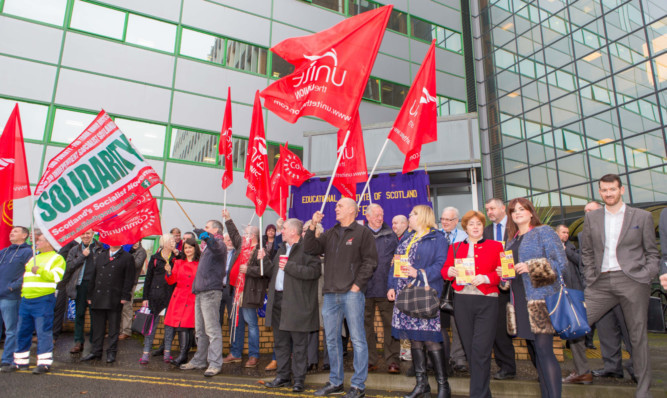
[28,196,37,268]
[259,215,264,276]
[223,189,227,210]
[248,213,255,226]
[163,183,196,228]
[356,137,389,207]
[320,130,351,214]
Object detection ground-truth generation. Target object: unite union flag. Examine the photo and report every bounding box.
[245,91,270,217]
[260,5,392,131]
[219,87,234,190]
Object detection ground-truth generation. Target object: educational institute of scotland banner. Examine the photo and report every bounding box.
[289,170,431,230]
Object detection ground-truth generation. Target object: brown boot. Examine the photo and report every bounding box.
[70,343,84,354]
[244,357,259,368]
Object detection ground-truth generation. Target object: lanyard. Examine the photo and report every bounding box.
[405,230,427,257]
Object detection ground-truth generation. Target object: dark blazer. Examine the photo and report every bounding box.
[143,252,179,314]
[483,220,509,242]
[241,247,271,309]
[365,223,399,298]
[563,241,584,290]
[265,240,321,332]
[581,205,660,285]
[87,249,135,311]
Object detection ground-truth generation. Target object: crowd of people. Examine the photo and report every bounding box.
[0,173,666,398]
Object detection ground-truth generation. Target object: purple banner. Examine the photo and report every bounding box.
[289,170,432,230]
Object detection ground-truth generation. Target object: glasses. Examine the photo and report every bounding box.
[440,217,457,222]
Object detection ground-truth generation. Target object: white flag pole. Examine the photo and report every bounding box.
[223,189,227,210]
[28,195,38,267]
[259,215,264,276]
[356,137,390,207]
[319,130,351,214]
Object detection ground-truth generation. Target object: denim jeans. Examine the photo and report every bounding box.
[0,298,20,364]
[322,290,368,390]
[231,307,259,358]
[15,294,56,366]
[191,290,223,368]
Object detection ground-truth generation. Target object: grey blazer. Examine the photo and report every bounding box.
[581,205,659,285]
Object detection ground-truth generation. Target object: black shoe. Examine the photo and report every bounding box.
[32,365,50,374]
[170,331,192,366]
[265,377,291,388]
[585,342,597,350]
[322,364,330,371]
[308,363,319,373]
[493,369,516,380]
[624,365,637,383]
[452,363,469,374]
[151,346,164,356]
[81,353,102,361]
[1,365,28,372]
[106,352,116,363]
[314,382,344,396]
[591,368,623,378]
[292,382,305,393]
[343,387,365,398]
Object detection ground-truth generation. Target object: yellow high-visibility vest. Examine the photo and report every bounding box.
[22,251,66,299]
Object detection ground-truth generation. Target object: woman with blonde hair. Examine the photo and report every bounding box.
[388,205,451,398]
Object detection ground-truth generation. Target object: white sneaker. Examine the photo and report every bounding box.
[204,366,221,377]
[180,362,206,370]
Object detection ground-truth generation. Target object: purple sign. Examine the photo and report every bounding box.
[289,170,432,229]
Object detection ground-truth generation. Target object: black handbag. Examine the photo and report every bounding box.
[440,242,462,314]
[131,307,155,336]
[396,270,439,319]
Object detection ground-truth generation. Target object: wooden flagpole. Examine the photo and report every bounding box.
[163,183,196,228]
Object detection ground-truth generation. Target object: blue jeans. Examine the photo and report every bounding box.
[0,299,20,365]
[15,294,56,367]
[322,291,368,390]
[231,307,259,358]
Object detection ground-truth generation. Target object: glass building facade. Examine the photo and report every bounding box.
[472,0,666,222]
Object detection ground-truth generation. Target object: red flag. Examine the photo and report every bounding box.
[219,87,234,189]
[387,40,438,173]
[94,192,162,245]
[333,112,368,199]
[267,152,288,219]
[260,6,392,130]
[280,144,314,187]
[245,91,270,216]
[0,104,31,249]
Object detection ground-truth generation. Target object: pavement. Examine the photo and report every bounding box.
[2,331,667,397]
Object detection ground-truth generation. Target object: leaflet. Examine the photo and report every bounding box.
[500,250,516,279]
[455,258,475,285]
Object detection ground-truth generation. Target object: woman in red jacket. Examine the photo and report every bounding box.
[163,237,201,366]
[442,210,503,398]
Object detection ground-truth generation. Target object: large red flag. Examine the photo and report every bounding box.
[0,104,31,249]
[245,91,270,216]
[94,191,162,245]
[267,153,288,219]
[387,40,438,173]
[260,6,392,130]
[280,144,314,187]
[333,112,367,199]
[219,87,234,189]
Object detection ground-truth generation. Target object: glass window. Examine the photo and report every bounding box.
[380,80,408,107]
[410,17,435,42]
[70,0,125,40]
[180,29,224,63]
[50,109,96,143]
[388,9,408,34]
[113,118,166,157]
[232,137,247,170]
[271,54,294,78]
[310,0,344,13]
[623,131,666,171]
[0,99,48,141]
[557,152,590,187]
[628,167,667,202]
[2,0,67,25]
[125,14,176,53]
[169,129,218,164]
[362,78,380,101]
[226,40,267,75]
[529,161,559,192]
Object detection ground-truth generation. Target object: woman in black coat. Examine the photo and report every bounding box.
[140,234,182,364]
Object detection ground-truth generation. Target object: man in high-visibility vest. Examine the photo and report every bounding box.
[10,231,65,374]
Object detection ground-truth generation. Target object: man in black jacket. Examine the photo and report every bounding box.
[81,245,135,363]
[263,218,321,392]
[180,218,227,377]
[63,229,104,354]
[363,204,399,374]
[305,197,378,398]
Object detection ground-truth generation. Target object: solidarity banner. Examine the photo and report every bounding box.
[289,170,431,230]
[94,191,162,245]
[34,110,162,249]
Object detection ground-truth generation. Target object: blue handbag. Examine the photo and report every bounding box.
[545,276,591,340]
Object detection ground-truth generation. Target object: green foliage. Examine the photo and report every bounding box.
[533,197,556,225]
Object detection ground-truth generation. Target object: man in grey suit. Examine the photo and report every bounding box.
[574,174,660,397]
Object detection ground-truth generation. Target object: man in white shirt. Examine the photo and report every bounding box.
[569,174,660,397]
